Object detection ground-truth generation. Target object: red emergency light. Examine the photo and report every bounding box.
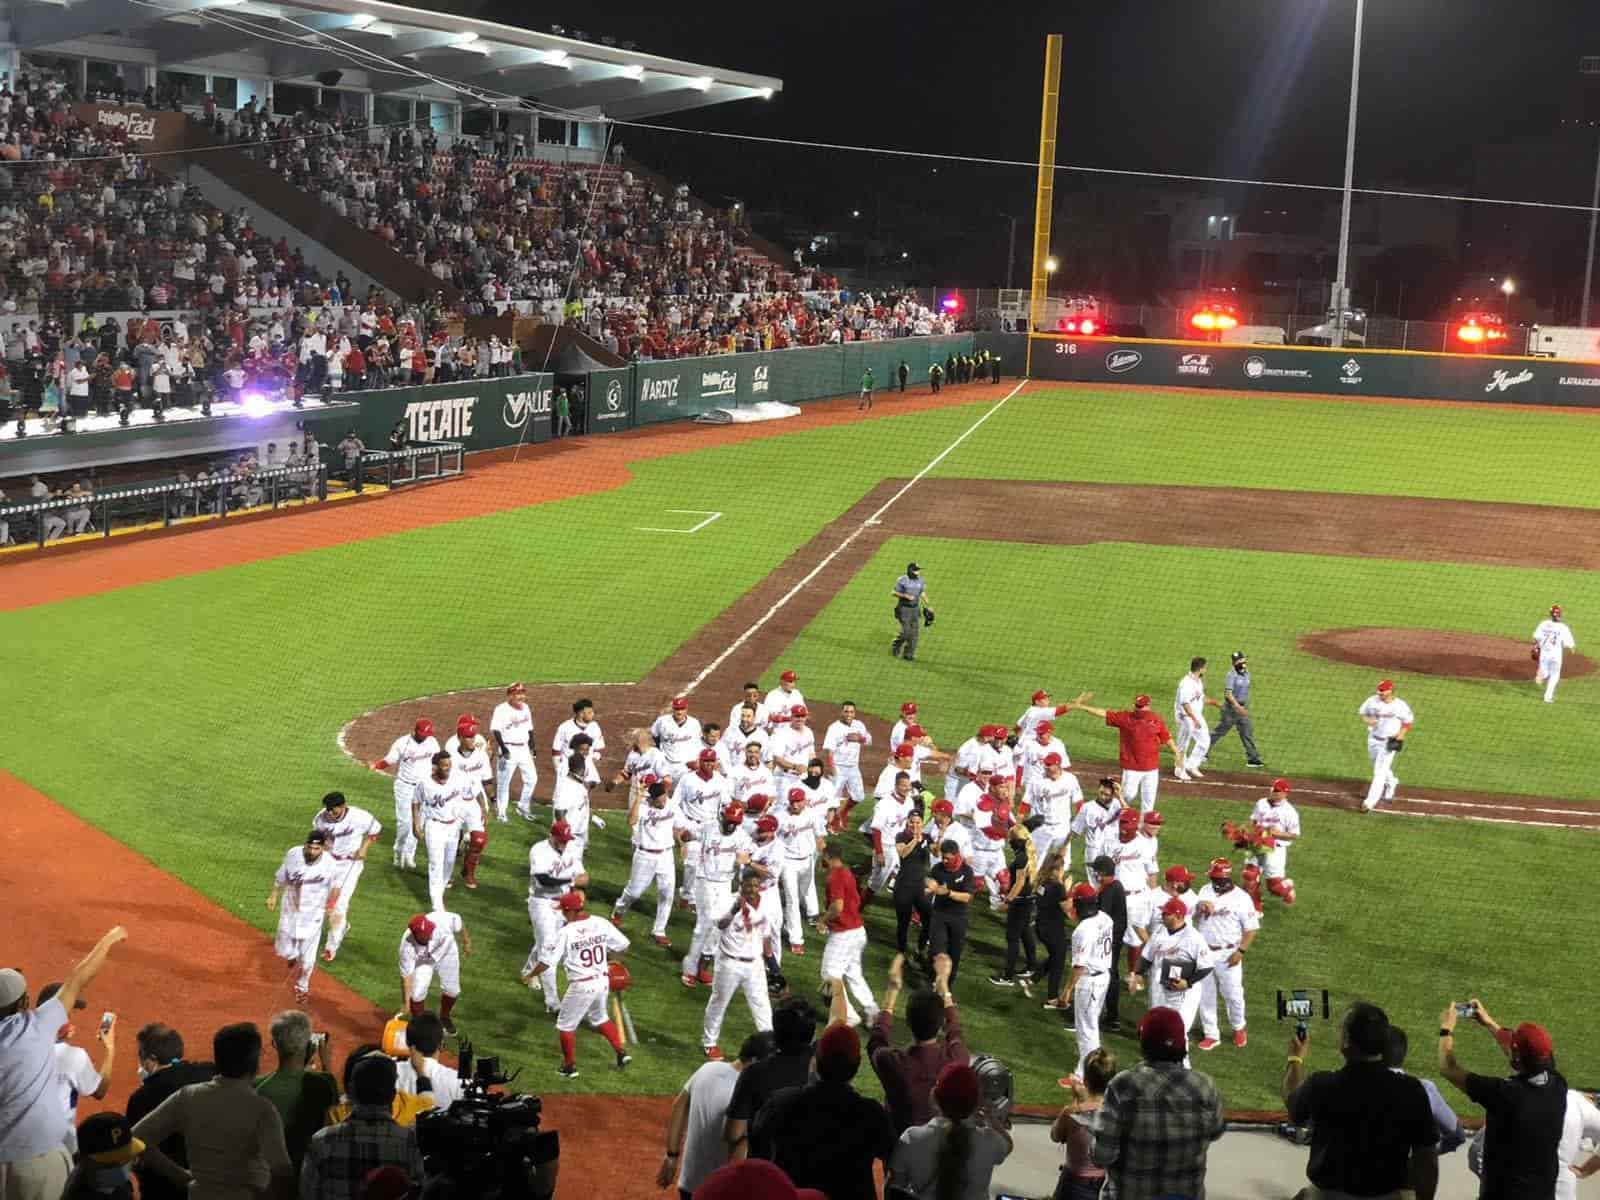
[940,295,962,313]
[1061,317,1099,334]
[1189,309,1238,332]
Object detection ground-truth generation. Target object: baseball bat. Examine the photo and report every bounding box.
[621,997,638,1045]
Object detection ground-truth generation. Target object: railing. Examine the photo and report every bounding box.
[359,442,465,488]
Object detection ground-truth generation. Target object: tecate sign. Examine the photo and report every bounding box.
[1105,350,1142,374]
[1485,368,1533,393]
[595,378,626,423]
[405,396,475,442]
[501,385,553,430]
[1243,356,1311,381]
[640,377,680,404]
[1176,353,1212,377]
[700,369,738,399]
[752,365,771,394]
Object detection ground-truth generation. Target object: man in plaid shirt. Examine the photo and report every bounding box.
[1090,1006,1225,1199]
[300,1055,424,1200]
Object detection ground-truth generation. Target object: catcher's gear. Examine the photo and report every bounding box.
[1531,646,1541,663]
[922,608,936,627]
[763,955,787,995]
[607,960,632,993]
[1385,736,1406,753]
[1221,820,1275,852]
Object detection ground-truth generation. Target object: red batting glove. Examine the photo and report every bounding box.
[370,759,388,772]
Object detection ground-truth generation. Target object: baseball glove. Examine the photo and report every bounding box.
[763,955,787,995]
[1531,646,1541,663]
[1220,820,1255,850]
[1385,736,1406,753]
[922,608,936,627]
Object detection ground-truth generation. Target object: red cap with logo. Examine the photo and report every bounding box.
[1043,752,1063,766]
[745,793,770,814]
[1271,778,1291,793]
[1165,864,1194,885]
[1161,896,1188,918]
[549,820,574,843]
[1036,721,1054,735]
[456,714,478,737]
[1118,808,1141,827]
[413,718,434,739]
[1138,1007,1187,1056]
[407,914,435,942]
[1070,882,1099,903]
[894,742,915,758]
[755,814,779,835]
[1495,1022,1555,1065]
[931,799,954,816]
[789,705,808,719]
[1208,857,1232,879]
[780,670,797,683]
[900,701,918,715]
[1032,689,1050,704]
[699,747,719,765]
[1377,678,1394,693]
[721,801,746,824]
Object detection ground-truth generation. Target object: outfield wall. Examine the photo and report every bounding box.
[1028,334,1600,407]
[346,374,558,453]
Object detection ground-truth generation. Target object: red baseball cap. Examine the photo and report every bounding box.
[671,696,689,710]
[1165,864,1194,885]
[1138,1006,1187,1056]
[721,801,746,824]
[1036,720,1054,735]
[1143,810,1164,827]
[557,891,585,912]
[1070,882,1098,902]
[1271,778,1291,793]
[407,914,435,941]
[788,787,807,803]
[789,705,809,719]
[1161,896,1188,918]
[1133,694,1151,709]
[1032,689,1050,704]
[1496,1022,1555,1065]
[413,718,434,739]
[905,724,926,738]
[639,773,658,786]
[549,820,574,843]
[1043,752,1063,766]
[1208,857,1232,878]
[900,701,918,715]
[746,793,769,813]
[455,714,478,736]
[1117,808,1141,827]
[780,670,797,683]
[1377,678,1395,693]
[894,742,914,758]
[755,814,779,834]
[931,799,954,816]
[695,1160,815,1200]
[698,747,719,764]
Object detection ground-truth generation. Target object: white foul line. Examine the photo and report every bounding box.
[635,509,723,535]
[680,382,1029,696]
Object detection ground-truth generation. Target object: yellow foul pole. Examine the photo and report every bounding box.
[1025,34,1063,378]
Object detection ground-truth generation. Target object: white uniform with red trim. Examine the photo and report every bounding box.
[1174,672,1209,774]
[622,746,671,788]
[491,700,537,818]
[1025,770,1081,865]
[969,815,1009,908]
[674,768,732,896]
[1140,922,1218,1059]
[383,733,437,866]
[700,893,775,1049]
[925,820,971,860]
[616,798,688,937]
[682,822,753,978]
[762,685,806,729]
[552,717,605,782]
[445,734,493,791]
[1194,884,1259,1042]
[868,792,917,891]
[718,724,767,773]
[541,914,630,1034]
[822,719,872,803]
[749,836,784,961]
[1358,692,1414,810]
[1071,797,1124,884]
[1020,735,1070,793]
[314,802,381,956]
[273,846,339,997]
[400,910,464,1002]
[778,804,826,946]
[414,771,484,913]
[525,838,586,1007]
[1248,797,1300,880]
[551,773,593,858]
[730,762,777,808]
[1016,703,1069,741]
[650,713,703,783]
[1534,617,1576,703]
[1111,832,1158,897]
[1070,910,1115,1079]
[766,724,816,801]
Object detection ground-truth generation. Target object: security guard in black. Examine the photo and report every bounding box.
[924,842,976,983]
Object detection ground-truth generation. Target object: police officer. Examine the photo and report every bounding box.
[989,350,1002,384]
[897,360,910,392]
[929,361,943,393]
[891,561,934,661]
[945,352,957,385]
[1210,650,1264,767]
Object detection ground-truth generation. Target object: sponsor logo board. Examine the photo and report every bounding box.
[502,385,553,430]
[1105,350,1142,374]
[1243,355,1312,381]
[700,369,738,400]
[405,396,476,443]
[640,376,681,405]
[1176,353,1212,377]
[1485,368,1534,393]
[595,378,627,423]
[752,365,770,394]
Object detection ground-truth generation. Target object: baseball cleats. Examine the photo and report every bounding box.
[1196,1037,1220,1051]
[1174,767,1192,782]
[441,1016,457,1037]
[558,1063,580,1079]
[789,944,805,956]
[1234,1029,1248,1048]
[652,934,672,948]
[988,974,1016,988]
[704,1046,724,1061]
[615,1050,632,1069]
[680,974,699,989]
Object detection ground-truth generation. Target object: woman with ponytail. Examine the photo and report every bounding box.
[989,820,1040,987]
[887,1062,1012,1200]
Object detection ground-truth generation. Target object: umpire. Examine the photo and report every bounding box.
[1210,650,1264,767]
[891,561,934,661]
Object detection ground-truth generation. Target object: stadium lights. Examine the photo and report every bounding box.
[621,63,644,79]
[543,49,572,67]
[760,87,774,99]
[1044,256,1058,273]
[347,12,377,27]
[689,75,713,91]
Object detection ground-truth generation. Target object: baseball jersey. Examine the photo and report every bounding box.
[623,746,671,785]
[977,744,1011,775]
[822,720,872,770]
[527,839,585,899]
[274,847,339,935]
[490,701,534,748]
[552,774,591,833]
[1111,833,1158,893]
[540,913,629,983]
[1071,911,1115,972]
[798,775,839,817]
[1174,674,1206,726]
[874,761,915,801]
[1124,889,1161,944]
[1250,799,1301,841]
[398,910,462,973]
[952,738,984,784]
[313,803,382,861]
[1194,884,1259,949]
[763,686,806,727]
[1141,923,1216,988]
[1534,619,1576,660]
[413,774,480,826]
[730,762,777,807]
[1358,694,1415,741]
[675,770,732,829]
[1072,799,1123,863]
[52,1042,101,1150]
[651,714,703,767]
[1027,772,1082,828]
[712,894,775,959]
[395,1056,461,1112]
[952,780,988,828]
[870,793,917,851]
[767,725,816,774]
[1021,735,1070,782]
[634,799,686,851]
[718,724,767,772]
[825,865,864,932]
[552,717,605,763]
[889,719,913,749]
[445,734,492,783]
[1016,703,1069,740]
[1105,711,1172,771]
[727,701,771,734]
[384,734,439,784]
[778,805,825,861]
[696,823,753,883]
[925,820,972,859]
[749,838,782,890]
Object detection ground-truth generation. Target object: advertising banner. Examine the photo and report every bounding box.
[347,373,556,452]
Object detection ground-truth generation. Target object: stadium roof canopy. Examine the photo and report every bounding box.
[4,0,783,119]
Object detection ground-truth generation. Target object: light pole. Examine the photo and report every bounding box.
[1331,0,1366,348]
[1501,277,1515,318]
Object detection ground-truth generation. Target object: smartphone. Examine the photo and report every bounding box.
[98,1012,115,1036]
[1455,1002,1475,1018]
[309,1032,327,1049]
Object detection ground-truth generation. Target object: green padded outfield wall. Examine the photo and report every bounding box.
[348,373,556,452]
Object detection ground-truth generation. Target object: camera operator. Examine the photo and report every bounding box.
[1438,998,1566,1200]
[414,1050,558,1200]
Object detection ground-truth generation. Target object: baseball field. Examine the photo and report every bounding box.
[7,375,1598,1159]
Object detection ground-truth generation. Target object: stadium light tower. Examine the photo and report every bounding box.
[1330,0,1365,348]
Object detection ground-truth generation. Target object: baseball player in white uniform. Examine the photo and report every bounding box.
[947,726,988,802]
[399,911,470,1034]
[1017,689,1074,740]
[868,773,918,895]
[552,698,605,781]
[1024,754,1080,865]
[729,740,776,808]
[1192,859,1259,1050]
[445,715,494,886]
[718,707,767,773]
[615,728,670,793]
[925,801,972,860]
[889,700,920,752]
[822,702,872,808]
[1131,898,1217,1065]
[1358,678,1414,811]
[1063,882,1115,1085]
[778,788,827,951]
[970,781,1014,907]
[796,760,841,833]
[524,821,588,1011]
[651,697,703,784]
[313,791,381,963]
[675,749,732,898]
[763,670,805,729]
[681,802,753,987]
[727,684,771,735]
[613,776,688,944]
[701,870,776,1058]
[525,891,632,1077]
[1247,779,1301,905]
[1173,658,1220,780]
[411,752,486,913]
[767,707,816,802]
[873,745,919,808]
[551,754,596,860]
[371,718,438,868]
[1533,604,1577,703]
[1072,778,1124,886]
[267,830,341,1005]
[1020,721,1070,795]
[491,683,538,820]
[748,816,785,962]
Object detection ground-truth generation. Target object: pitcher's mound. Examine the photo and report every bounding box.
[1299,627,1595,681]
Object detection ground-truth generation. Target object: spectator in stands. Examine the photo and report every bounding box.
[869,953,969,1136]
[37,982,114,1147]
[325,1045,431,1128]
[749,1024,894,1200]
[132,1021,296,1200]
[394,1013,461,1112]
[63,480,93,536]
[1091,1006,1225,1200]
[1439,998,1565,1200]
[724,996,818,1161]
[1052,1047,1116,1200]
[1387,1026,1465,1153]
[126,1024,214,1200]
[0,927,127,1200]
[659,1031,772,1197]
[256,1011,338,1184]
[1283,1000,1439,1200]
[299,1054,422,1200]
[888,1062,1012,1200]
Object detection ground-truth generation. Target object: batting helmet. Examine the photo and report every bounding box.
[413,718,435,739]
[1118,808,1141,828]
[1143,810,1165,828]
[607,960,632,993]
[1208,856,1233,879]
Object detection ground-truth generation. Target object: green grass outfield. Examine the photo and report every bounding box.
[6,382,1596,1111]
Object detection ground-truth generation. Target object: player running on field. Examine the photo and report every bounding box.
[525,891,632,1078]
[1533,604,1577,704]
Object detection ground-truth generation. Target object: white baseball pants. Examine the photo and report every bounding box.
[406,949,461,1002]
[424,820,462,913]
[1032,825,1072,871]
[497,746,537,815]
[1072,971,1110,1078]
[1363,739,1398,810]
[680,835,701,898]
[1251,842,1288,880]
[324,860,364,955]
[275,921,323,997]
[1199,956,1246,1040]
[833,766,865,803]
[1538,654,1563,702]
[1121,769,1159,813]
[780,857,819,946]
[1176,720,1210,772]
[525,897,563,1007]
[393,782,418,866]
[970,847,1006,909]
[615,848,675,937]
[683,878,735,976]
[701,955,772,1049]
[867,851,898,893]
[758,888,783,964]
[555,978,610,1033]
[821,928,877,1025]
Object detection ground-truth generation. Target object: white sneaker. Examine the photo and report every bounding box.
[1190,765,1206,778]
[1174,767,1192,782]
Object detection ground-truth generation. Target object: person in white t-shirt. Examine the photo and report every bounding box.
[398,911,470,1036]
[657,1032,772,1194]
[394,1012,462,1111]
[36,983,112,1152]
[821,702,872,807]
